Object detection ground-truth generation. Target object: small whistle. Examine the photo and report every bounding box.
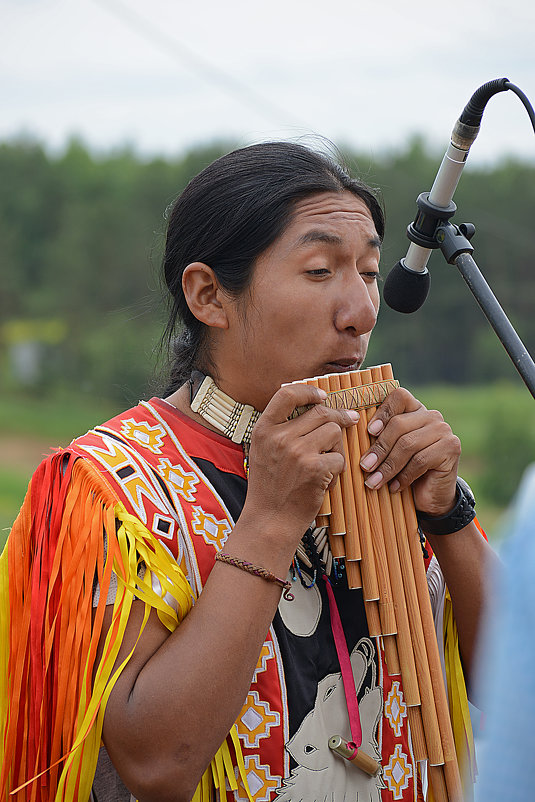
[328,735,381,777]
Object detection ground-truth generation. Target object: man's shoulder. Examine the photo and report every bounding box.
[70,398,177,449]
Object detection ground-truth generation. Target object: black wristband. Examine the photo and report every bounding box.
[416,478,476,536]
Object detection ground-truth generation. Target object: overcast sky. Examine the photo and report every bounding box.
[2,0,535,165]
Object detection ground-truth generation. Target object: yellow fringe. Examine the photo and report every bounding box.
[0,456,252,802]
[443,589,476,802]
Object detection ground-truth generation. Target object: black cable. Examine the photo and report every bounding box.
[505,81,535,135]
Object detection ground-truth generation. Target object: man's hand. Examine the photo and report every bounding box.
[244,383,360,535]
[358,387,461,517]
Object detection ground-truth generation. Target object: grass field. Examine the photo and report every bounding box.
[0,390,121,549]
[1,382,534,551]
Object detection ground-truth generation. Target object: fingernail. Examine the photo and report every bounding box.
[360,452,378,470]
[347,410,360,422]
[389,479,400,493]
[317,389,328,399]
[368,419,383,435]
[365,471,383,489]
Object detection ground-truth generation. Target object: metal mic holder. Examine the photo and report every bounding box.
[433,221,535,399]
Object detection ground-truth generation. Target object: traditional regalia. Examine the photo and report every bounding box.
[0,396,477,801]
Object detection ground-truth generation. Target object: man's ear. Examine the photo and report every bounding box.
[182,262,229,329]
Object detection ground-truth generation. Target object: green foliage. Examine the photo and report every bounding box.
[478,398,535,506]
[412,382,535,505]
[0,134,534,399]
[0,136,236,402]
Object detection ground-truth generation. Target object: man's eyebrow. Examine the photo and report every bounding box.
[296,230,343,247]
[368,236,382,251]
[296,230,382,251]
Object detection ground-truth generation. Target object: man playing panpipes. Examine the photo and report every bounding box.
[0,142,493,802]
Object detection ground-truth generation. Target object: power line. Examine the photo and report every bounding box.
[90,0,310,129]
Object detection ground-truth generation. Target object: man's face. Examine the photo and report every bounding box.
[220,191,381,410]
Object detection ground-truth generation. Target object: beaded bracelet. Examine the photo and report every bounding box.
[215,552,294,601]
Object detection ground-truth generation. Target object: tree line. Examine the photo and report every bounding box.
[1,135,534,403]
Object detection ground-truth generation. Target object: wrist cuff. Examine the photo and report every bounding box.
[416,478,476,536]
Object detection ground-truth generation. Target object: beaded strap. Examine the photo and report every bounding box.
[215,552,294,601]
[290,379,400,418]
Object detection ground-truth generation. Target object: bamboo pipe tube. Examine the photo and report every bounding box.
[428,764,449,802]
[295,366,463,800]
[401,489,463,801]
[341,369,399,673]
[390,494,444,764]
[327,373,362,589]
[328,373,360,561]
[344,369,384,609]
[333,371,364,593]
[302,377,332,530]
[334,369,378,635]
[407,705,428,764]
[369,464,422,707]
[307,375,345,559]
[364,365,427,764]
[376,363,444,768]
[376,366,460,800]
[316,375,346,546]
[355,367,420,710]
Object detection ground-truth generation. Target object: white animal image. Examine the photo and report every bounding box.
[276,638,384,801]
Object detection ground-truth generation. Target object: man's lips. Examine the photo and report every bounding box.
[324,358,362,372]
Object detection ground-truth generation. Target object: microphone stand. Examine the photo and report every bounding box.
[433,221,535,399]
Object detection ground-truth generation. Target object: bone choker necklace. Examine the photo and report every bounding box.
[189,372,262,446]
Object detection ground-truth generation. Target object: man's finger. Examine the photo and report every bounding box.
[261,384,360,433]
[260,382,328,424]
[366,387,424,436]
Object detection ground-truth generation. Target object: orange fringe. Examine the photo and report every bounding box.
[0,453,131,801]
[1,451,250,802]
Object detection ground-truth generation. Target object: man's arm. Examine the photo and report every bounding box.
[96,384,359,802]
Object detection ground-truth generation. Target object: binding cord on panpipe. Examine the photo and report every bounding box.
[290,363,463,802]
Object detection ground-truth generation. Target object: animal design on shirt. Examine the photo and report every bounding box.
[276,638,384,801]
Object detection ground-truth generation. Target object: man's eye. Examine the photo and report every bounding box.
[306,268,329,276]
[361,271,381,282]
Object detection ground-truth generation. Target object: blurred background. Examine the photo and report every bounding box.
[1,0,535,548]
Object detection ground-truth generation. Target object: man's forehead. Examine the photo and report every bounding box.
[287,192,380,249]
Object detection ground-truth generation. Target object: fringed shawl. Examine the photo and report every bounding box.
[0,451,251,802]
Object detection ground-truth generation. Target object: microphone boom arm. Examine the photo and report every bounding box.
[436,222,535,399]
[383,77,535,398]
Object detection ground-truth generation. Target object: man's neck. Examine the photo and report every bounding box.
[164,383,222,436]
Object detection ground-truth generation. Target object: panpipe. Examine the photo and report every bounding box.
[290,363,463,802]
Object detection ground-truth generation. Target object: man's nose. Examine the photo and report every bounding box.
[334,274,378,334]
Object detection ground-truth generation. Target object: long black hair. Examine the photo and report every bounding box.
[162,141,384,393]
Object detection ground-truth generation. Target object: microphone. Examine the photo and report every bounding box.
[383,78,511,313]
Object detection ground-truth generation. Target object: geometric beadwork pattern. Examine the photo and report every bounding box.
[384,681,408,738]
[191,505,231,550]
[152,513,176,540]
[237,690,281,749]
[120,418,166,454]
[251,641,275,684]
[383,744,413,800]
[156,457,199,502]
[233,754,281,801]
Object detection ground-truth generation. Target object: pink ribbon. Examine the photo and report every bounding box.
[323,575,362,752]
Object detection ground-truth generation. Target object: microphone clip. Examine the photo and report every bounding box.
[407,192,457,251]
[436,222,476,264]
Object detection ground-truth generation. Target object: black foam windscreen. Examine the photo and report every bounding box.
[382,261,431,313]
